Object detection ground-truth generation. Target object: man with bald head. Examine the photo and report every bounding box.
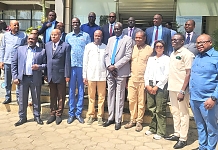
[123,17,141,40]
[45,29,71,125]
[189,34,218,150]
[0,20,27,104]
[83,30,107,125]
[81,12,100,42]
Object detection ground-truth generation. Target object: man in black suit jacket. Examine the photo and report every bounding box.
[56,22,67,42]
[38,11,58,44]
[101,12,116,45]
[44,29,71,125]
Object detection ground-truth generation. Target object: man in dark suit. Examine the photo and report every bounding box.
[11,34,46,126]
[145,14,173,55]
[45,29,71,125]
[101,12,116,45]
[123,17,141,40]
[103,22,133,130]
[56,22,67,42]
[38,11,58,44]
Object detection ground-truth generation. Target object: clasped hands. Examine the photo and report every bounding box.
[146,86,158,95]
[107,65,117,78]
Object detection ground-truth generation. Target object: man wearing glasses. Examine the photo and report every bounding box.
[81,12,100,42]
[165,33,194,149]
[101,12,116,45]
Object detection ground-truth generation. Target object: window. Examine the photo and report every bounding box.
[3,10,16,20]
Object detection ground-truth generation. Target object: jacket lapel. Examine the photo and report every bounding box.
[115,36,125,55]
[53,41,63,58]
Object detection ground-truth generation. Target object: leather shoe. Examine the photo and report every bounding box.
[173,140,187,149]
[67,116,75,124]
[34,117,44,125]
[56,116,62,125]
[2,98,11,104]
[115,122,121,130]
[103,120,115,127]
[46,116,56,124]
[76,115,85,124]
[14,118,27,126]
[165,135,179,141]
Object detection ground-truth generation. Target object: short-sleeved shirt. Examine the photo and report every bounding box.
[65,31,91,67]
[129,44,153,82]
[81,23,100,42]
[168,46,194,91]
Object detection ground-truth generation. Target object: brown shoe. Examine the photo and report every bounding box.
[124,121,136,129]
[135,122,143,132]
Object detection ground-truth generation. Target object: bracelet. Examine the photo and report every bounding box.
[180,90,185,95]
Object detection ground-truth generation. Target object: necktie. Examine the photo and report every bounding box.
[186,33,190,44]
[155,26,158,41]
[53,43,56,55]
[110,24,113,37]
[129,28,133,37]
[111,37,119,65]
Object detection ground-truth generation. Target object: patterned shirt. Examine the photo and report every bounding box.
[65,30,91,67]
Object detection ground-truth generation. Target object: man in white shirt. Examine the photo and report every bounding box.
[83,30,107,126]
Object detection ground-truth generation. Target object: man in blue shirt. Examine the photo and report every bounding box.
[81,12,100,42]
[0,20,27,104]
[189,34,218,150]
[65,17,91,124]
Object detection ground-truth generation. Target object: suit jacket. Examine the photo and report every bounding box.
[184,43,199,56]
[45,41,71,83]
[122,27,142,40]
[105,35,133,77]
[61,32,67,42]
[101,23,115,45]
[184,32,199,44]
[145,26,173,55]
[38,21,59,43]
[11,45,46,86]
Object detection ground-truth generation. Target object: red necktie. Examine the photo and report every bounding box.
[155,26,158,41]
[110,24,113,37]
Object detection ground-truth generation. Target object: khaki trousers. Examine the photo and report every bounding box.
[87,81,106,118]
[169,91,190,141]
[128,80,145,123]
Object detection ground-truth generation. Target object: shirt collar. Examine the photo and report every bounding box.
[27,46,36,51]
[110,22,116,26]
[128,27,134,30]
[174,46,183,53]
[116,34,123,40]
[53,40,60,47]
[10,31,19,35]
[201,47,215,57]
[154,25,162,29]
[72,30,83,36]
[186,31,193,36]
[51,20,56,24]
[87,23,97,27]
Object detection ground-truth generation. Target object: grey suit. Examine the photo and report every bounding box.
[105,35,133,123]
[122,27,142,40]
[11,45,46,119]
[184,32,199,56]
[184,32,199,44]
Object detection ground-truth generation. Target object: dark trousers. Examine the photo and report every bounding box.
[49,80,66,116]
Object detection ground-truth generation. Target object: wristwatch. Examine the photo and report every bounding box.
[179,90,185,95]
[211,96,217,101]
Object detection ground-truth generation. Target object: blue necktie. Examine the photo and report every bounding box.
[111,37,119,65]
[186,33,190,44]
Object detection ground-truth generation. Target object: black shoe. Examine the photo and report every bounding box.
[165,135,179,141]
[115,122,121,130]
[173,140,187,149]
[76,115,85,124]
[56,116,62,125]
[46,116,56,124]
[67,116,75,124]
[2,98,11,104]
[103,120,115,127]
[34,117,44,125]
[14,118,27,126]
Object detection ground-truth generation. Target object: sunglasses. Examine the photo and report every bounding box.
[88,16,96,18]
[109,16,116,18]
[155,46,164,49]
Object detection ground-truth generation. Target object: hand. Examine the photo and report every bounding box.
[32,64,39,70]
[111,70,118,78]
[65,78,70,82]
[46,22,52,27]
[146,86,153,94]
[204,98,216,110]
[107,65,115,72]
[83,78,88,85]
[0,62,4,69]
[44,76,48,82]
[152,86,158,95]
[177,93,185,102]
[13,79,19,85]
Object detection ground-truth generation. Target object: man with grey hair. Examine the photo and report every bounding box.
[103,22,133,130]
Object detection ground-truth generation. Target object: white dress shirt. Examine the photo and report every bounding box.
[144,54,170,89]
[25,46,36,75]
[185,31,193,41]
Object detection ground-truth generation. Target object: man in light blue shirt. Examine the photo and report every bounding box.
[0,20,27,104]
[189,34,218,150]
[65,17,91,124]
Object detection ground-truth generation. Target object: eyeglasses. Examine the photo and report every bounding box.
[114,28,121,31]
[171,39,183,42]
[109,16,116,18]
[88,16,96,18]
[196,41,211,45]
[155,46,164,49]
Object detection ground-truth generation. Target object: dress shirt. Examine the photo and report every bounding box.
[25,46,36,75]
[185,32,193,42]
[151,25,163,48]
[128,27,134,37]
[109,23,115,33]
[144,54,170,89]
[83,42,107,81]
[0,31,27,64]
[111,34,123,58]
[65,30,91,67]
[190,47,218,101]
[81,23,100,42]
[45,20,56,43]
[52,40,60,54]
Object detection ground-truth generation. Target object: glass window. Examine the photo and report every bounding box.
[3,10,16,20]
[0,11,3,20]
[32,20,42,28]
[32,10,43,20]
[17,10,31,19]
[18,20,31,31]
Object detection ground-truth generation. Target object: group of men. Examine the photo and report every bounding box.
[0,10,217,150]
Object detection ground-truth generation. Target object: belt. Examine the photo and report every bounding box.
[23,75,33,77]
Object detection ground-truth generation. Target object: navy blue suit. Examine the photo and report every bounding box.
[101,23,115,45]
